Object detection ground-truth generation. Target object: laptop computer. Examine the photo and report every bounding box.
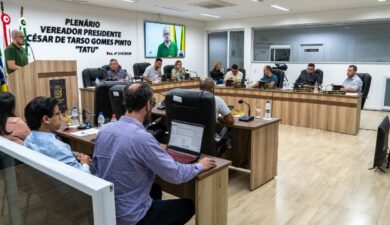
[167,120,204,164]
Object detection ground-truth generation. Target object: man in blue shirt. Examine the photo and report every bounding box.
[252,65,278,88]
[107,58,128,80]
[341,65,363,92]
[24,97,91,173]
[93,82,216,225]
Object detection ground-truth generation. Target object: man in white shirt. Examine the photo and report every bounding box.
[224,64,243,86]
[341,65,363,92]
[143,58,163,82]
[200,79,234,125]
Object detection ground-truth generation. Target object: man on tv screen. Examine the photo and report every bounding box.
[157,26,178,57]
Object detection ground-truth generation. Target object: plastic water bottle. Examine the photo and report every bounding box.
[264,100,272,120]
[98,112,105,127]
[71,106,79,126]
[110,114,117,122]
[95,77,100,85]
[314,81,319,93]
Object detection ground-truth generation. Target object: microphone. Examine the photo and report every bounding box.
[238,99,254,122]
[186,69,198,77]
[26,43,36,61]
[145,117,163,129]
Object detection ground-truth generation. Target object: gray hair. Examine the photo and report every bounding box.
[11,30,24,39]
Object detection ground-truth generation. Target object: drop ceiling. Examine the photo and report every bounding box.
[51,0,390,21]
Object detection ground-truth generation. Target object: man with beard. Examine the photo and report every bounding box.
[157,26,178,57]
[5,30,29,74]
[92,82,216,225]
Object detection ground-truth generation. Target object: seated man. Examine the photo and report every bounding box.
[92,82,216,225]
[107,59,128,80]
[200,78,234,125]
[295,63,319,88]
[143,57,163,82]
[24,97,91,173]
[340,65,363,92]
[224,64,243,86]
[252,65,278,88]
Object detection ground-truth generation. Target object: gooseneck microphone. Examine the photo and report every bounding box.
[238,99,251,116]
[238,99,254,122]
[26,43,36,61]
[186,69,198,77]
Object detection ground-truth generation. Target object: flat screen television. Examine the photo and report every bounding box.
[144,21,185,58]
[371,116,389,172]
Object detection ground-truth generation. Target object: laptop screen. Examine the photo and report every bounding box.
[168,121,204,153]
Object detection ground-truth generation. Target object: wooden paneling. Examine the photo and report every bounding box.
[7,60,78,118]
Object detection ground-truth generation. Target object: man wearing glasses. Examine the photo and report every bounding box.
[157,26,178,57]
[5,30,29,74]
[24,97,92,173]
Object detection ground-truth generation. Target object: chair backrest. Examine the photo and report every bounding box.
[81,68,108,87]
[272,69,285,88]
[357,73,372,109]
[133,63,151,80]
[315,69,324,85]
[226,68,246,86]
[164,65,175,80]
[94,81,129,125]
[165,89,217,156]
[109,84,127,118]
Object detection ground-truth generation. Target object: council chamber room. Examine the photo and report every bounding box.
[0,0,390,224]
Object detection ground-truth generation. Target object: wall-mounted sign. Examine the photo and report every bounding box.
[27,18,132,55]
[304,49,319,52]
[49,79,67,112]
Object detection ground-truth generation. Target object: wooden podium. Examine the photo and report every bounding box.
[7,60,78,117]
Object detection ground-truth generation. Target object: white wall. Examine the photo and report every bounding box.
[2,0,206,90]
[206,5,390,110]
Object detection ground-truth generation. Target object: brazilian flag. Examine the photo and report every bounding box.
[171,25,177,44]
[180,26,185,53]
[0,51,7,92]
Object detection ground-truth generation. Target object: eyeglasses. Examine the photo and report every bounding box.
[53,111,61,118]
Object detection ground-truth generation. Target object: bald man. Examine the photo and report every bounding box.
[157,26,178,57]
[200,78,234,125]
[5,30,29,74]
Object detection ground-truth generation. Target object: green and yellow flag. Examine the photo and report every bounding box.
[171,25,177,44]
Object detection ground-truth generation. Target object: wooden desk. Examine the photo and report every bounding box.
[80,80,200,114]
[55,127,231,225]
[152,108,280,191]
[214,87,361,135]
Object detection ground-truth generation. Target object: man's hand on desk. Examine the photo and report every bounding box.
[199,157,217,170]
[78,153,92,165]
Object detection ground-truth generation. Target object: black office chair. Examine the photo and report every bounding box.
[357,73,372,109]
[272,69,285,88]
[109,84,127,117]
[81,68,108,87]
[163,65,175,80]
[226,68,246,86]
[94,81,129,125]
[165,89,218,156]
[315,69,324,85]
[133,62,151,81]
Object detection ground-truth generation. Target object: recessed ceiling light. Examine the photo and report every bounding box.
[252,0,264,2]
[155,5,185,12]
[122,0,136,2]
[270,4,290,11]
[199,13,220,18]
[378,0,387,2]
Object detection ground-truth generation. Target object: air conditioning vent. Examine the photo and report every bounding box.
[191,1,236,9]
[58,0,88,4]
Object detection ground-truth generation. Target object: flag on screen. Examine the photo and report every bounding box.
[171,25,177,44]
[180,25,185,52]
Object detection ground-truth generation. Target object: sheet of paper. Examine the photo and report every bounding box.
[71,128,99,137]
